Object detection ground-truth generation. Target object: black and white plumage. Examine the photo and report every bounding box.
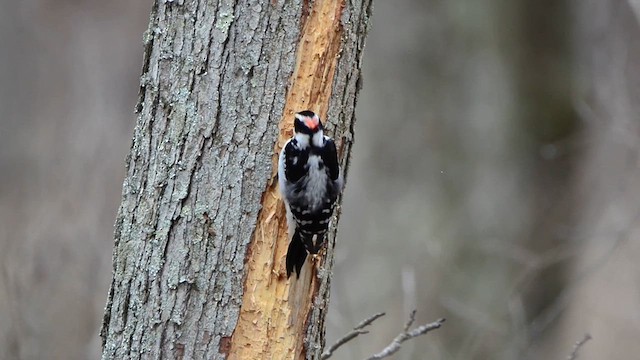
[278,110,343,278]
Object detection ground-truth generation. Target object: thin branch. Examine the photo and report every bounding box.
[366,311,445,360]
[321,312,386,360]
[403,310,417,332]
[566,333,592,360]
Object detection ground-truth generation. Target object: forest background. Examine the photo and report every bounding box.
[1,1,639,359]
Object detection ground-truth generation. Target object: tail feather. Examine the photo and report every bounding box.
[286,230,307,278]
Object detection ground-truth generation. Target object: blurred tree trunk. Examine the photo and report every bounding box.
[99,1,371,359]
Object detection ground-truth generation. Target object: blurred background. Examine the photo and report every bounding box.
[1,0,639,359]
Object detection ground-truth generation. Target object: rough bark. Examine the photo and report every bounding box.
[100,0,372,359]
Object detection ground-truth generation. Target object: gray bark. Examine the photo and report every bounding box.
[100,1,372,359]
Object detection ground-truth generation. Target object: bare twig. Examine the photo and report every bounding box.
[366,311,445,360]
[321,312,386,360]
[566,333,592,360]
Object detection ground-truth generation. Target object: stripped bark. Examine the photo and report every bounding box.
[100,0,372,359]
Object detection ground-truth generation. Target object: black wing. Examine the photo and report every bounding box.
[320,137,340,181]
[283,139,309,182]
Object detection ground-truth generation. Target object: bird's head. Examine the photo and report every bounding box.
[293,110,324,148]
[294,110,322,134]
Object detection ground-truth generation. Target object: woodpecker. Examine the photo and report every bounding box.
[278,110,343,278]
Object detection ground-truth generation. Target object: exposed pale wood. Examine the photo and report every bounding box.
[100,0,371,359]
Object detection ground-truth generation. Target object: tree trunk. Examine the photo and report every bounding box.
[100,0,372,359]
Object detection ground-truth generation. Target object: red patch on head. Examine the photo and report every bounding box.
[304,117,319,130]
